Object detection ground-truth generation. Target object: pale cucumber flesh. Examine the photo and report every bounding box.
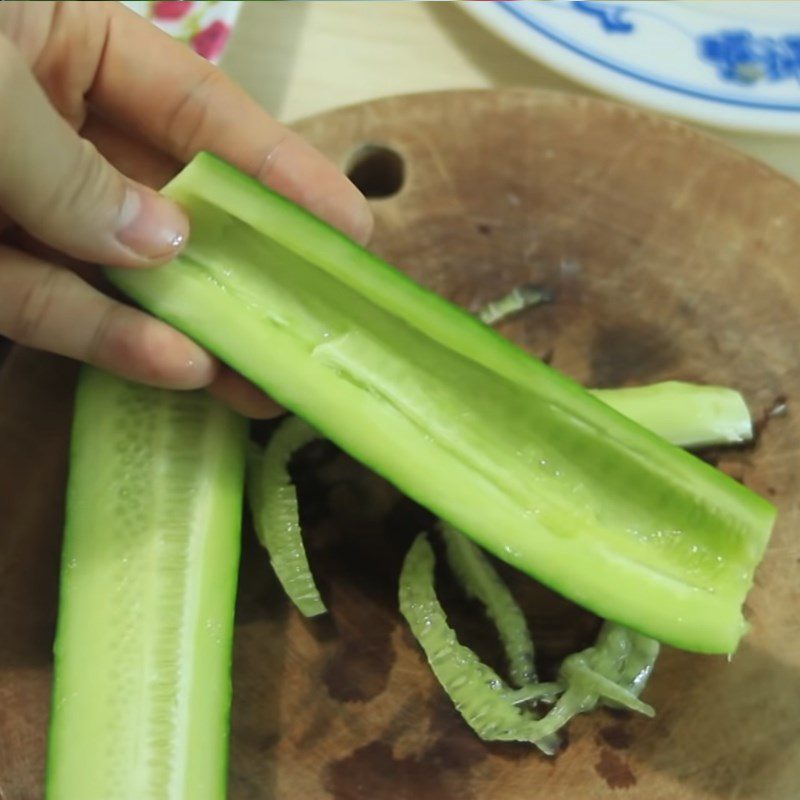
[107,153,776,653]
[594,381,753,448]
[47,368,247,800]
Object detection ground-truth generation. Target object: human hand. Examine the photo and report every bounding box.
[0,1,372,417]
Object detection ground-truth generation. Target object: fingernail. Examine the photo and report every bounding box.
[116,185,189,262]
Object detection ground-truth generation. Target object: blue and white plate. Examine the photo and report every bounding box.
[462,1,800,134]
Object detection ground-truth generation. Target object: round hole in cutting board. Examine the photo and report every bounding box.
[345,144,405,199]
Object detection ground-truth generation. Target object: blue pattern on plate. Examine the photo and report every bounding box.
[699,31,800,86]
[570,3,800,87]
[573,2,634,34]
[498,1,800,112]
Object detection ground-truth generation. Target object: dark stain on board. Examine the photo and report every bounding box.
[589,323,679,388]
[597,723,633,751]
[595,747,638,789]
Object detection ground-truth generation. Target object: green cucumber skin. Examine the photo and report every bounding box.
[107,153,775,654]
[47,368,247,800]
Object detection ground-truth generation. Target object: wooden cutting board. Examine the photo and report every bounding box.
[2,89,799,800]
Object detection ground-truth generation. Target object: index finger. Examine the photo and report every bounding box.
[89,2,372,244]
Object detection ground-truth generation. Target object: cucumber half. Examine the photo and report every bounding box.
[47,368,247,800]
[107,153,775,654]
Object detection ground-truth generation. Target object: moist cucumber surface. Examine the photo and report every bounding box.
[47,367,247,800]
[107,152,776,654]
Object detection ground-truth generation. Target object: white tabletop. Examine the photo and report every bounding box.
[221,1,800,182]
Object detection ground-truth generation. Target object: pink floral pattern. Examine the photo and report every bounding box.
[190,20,231,61]
[152,1,195,21]
[122,1,241,63]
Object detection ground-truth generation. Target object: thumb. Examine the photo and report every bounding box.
[0,34,187,267]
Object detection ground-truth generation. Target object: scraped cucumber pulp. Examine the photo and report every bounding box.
[47,368,247,800]
[108,152,775,654]
[399,534,560,754]
[247,416,325,616]
[400,532,655,751]
[439,521,537,687]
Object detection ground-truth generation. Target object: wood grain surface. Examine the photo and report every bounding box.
[223,0,800,183]
[1,89,799,799]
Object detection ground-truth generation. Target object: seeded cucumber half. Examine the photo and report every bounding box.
[47,368,247,800]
